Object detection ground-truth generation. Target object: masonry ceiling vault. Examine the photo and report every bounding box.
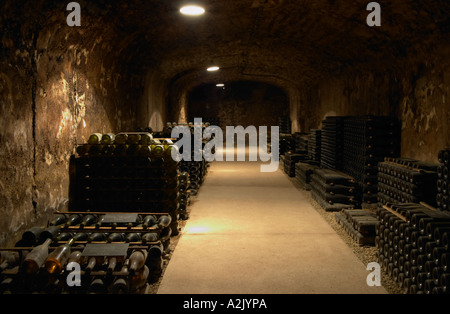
[5,0,449,94]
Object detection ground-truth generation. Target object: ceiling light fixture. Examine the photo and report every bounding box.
[180,5,205,16]
[207,66,220,72]
[216,83,225,87]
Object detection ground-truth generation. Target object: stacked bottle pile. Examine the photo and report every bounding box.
[71,132,181,235]
[307,129,321,164]
[0,212,172,294]
[320,116,346,170]
[377,157,439,207]
[310,168,359,212]
[292,132,309,153]
[295,162,320,191]
[283,151,309,177]
[342,116,401,207]
[437,149,450,211]
[376,203,450,294]
[277,117,292,134]
[179,159,208,196]
[335,209,378,246]
[279,134,294,156]
[178,172,191,220]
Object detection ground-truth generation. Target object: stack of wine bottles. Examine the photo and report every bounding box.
[310,168,359,211]
[178,172,191,220]
[283,151,309,177]
[179,159,208,196]
[0,212,173,294]
[292,132,309,154]
[295,162,320,191]
[376,203,450,294]
[70,132,181,235]
[279,134,294,156]
[342,116,401,207]
[335,209,378,246]
[320,116,346,170]
[308,129,321,164]
[437,149,450,211]
[277,117,292,134]
[377,157,439,207]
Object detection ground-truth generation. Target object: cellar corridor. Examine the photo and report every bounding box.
[157,147,387,294]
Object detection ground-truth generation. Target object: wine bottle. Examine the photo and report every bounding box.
[49,214,67,226]
[88,133,103,145]
[140,133,153,145]
[141,233,159,244]
[88,233,108,242]
[127,133,141,145]
[125,233,141,243]
[157,215,172,228]
[108,233,125,243]
[22,238,52,274]
[128,249,148,276]
[73,232,89,242]
[55,232,74,242]
[88,277,107,294]
[106,257,118,276]
[111,277,129,294]
[44,238,75,274]
[80,214,97,228]
[39,225,62,242]
[68,251,82,264]
[111,262,129,293]
[21,226,44,246]
[84,256,99,275]
[151,144,164,156]
[138,145,152,157]
[130,265,149,292]
[142,215,157,229]
[65,214,82,227]
[101,133,115,145]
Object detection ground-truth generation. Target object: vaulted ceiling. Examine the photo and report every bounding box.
[5,0,450,94]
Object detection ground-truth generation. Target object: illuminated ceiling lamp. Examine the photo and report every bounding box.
[179,4,205,16]
[216,83,225,87]
[207,65,220,72]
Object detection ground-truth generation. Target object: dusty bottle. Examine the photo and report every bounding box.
[21,226,44,246]
[44,238,75,274]
[39,225,62,242]
[106,257,118,276]
[22,238,52,274]
[65,214,82,227]
[88,133,103,145]
[101,133,115,145]
[142,215,157,229]
[88,277,107,294]
[139,133,153,145]
[108,233,125,243]
[130,265,149,292]
[80,214,97,228]
[157,215,172,228]
[142,233,159,244]
[125,233,142,243]
[49,214,67,226]
[128,249,148,276]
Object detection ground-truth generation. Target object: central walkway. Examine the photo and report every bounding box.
[158,148,387,294]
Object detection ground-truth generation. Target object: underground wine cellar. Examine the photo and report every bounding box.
[1,0,450,298]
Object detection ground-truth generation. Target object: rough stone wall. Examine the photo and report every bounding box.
[293,58,450,163]
[0,1,145,246]
[138,71,168,132]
